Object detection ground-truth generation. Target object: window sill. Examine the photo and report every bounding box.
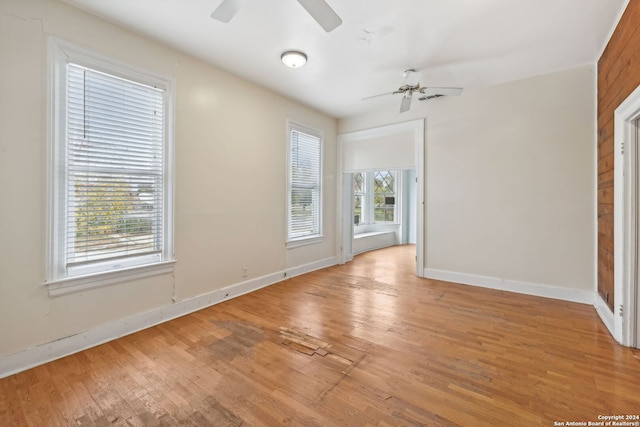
[354,222,399,226]
[44,260,176,297]
[354,231,395,239]
[286,235,324,249]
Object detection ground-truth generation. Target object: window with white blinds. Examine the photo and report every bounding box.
[66,64,164,268]
[287,122,322,244]
[47,39,174,291]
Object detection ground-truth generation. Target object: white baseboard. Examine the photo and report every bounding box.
[0,256,336,379]
[353,242,396,256]
[423,268,595,305]
[286,256,337,279]
[594,294,616,338]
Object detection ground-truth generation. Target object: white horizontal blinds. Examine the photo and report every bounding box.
[66,63,165,267]
[289,127,321,239]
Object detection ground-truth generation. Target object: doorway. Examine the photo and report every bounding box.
[348,169,416,256]
[337,120,424,277]
[613,86,640,348]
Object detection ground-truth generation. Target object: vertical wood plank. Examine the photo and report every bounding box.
[597,0,640,310]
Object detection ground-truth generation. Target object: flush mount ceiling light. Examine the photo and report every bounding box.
[281,51,308,68]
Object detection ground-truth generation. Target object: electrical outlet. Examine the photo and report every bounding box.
[242,267,248,278]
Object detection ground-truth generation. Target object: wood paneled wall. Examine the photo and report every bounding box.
[597,0,640,311]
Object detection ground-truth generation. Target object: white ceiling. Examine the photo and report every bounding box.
[62,0,627,118]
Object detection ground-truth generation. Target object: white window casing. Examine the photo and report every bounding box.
[286,121,323,247]
[46,38,175,296]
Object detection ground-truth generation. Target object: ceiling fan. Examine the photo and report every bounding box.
[211,0,342,32]
[365,69,463,113]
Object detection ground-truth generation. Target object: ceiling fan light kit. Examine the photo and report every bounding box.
[281,51,308,68]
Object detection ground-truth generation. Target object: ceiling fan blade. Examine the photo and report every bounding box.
[362,91,395,101]
[419,87,463,97]
[211,0,248,23]
[400,93,412,113]
[297,0,342,32]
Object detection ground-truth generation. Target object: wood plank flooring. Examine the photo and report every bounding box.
[2,245,640,426]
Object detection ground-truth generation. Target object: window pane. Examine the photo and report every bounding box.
[66,64,165,267]
[354,194,363,225]
[385,208,394,222]
[288,125,321,240]
[353,172,364,193]
[353,172,365,225]
[373,170,396,223]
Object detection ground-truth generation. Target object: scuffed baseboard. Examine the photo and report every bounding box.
[0,256,336,379]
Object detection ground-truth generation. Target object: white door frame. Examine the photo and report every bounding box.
[336,119,425,277]
[613,84,640,347]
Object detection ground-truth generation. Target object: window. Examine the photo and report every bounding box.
[373,170,396,222]
[47,38,174,295]
[287,121,322,246]
[353,170,398,226]
[353,172,365,225]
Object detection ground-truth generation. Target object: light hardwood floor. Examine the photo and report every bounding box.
[2,245,640,426]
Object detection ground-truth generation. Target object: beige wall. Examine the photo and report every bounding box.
[339,65,596,292]
[0,0,337,357]
[0,0,596,361]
